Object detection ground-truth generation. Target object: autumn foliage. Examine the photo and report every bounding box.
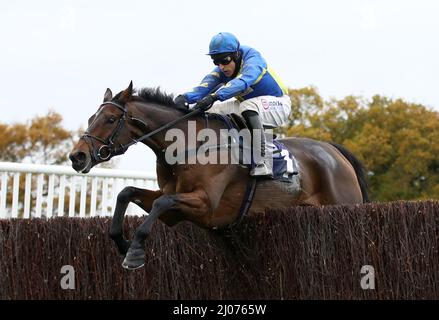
[0,110,72,165]
[283,87,439,201]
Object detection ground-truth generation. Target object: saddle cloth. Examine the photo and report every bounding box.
[270,140,299,182]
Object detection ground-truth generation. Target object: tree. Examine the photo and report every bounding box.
[281,87,439,202]
[0,110,72,164]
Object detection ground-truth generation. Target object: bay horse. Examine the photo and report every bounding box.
[69,82,368,270]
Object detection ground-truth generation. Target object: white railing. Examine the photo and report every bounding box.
[0,162,158,219]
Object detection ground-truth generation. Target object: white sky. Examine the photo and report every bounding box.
[1,0,438,173]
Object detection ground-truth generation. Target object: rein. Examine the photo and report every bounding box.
[81,101,204,162]
[114,106,203,155]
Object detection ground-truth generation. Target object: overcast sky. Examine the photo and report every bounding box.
[1,0,438,173]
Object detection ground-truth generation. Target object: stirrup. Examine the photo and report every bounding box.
[250,162,273,177]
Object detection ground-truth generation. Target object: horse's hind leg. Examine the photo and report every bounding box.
[109,187,162,256]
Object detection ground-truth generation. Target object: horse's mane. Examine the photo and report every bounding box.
[113,87,191,113]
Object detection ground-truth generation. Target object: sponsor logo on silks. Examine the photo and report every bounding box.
[261,99,269,110]
[269,101,283,108]
[261,100,283,109]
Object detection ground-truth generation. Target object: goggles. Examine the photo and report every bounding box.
[212,55,233,66]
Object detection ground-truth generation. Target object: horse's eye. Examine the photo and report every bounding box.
[108,117,116,124]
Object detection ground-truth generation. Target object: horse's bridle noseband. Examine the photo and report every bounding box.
[81,100,205,163]
[81,101,131,162]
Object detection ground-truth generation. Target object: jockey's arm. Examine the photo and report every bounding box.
[215,54,266,101]
[184,70,223,104]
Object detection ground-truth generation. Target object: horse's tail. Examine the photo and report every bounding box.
[329,142,370,203]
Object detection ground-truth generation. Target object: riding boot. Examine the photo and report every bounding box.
[242,110,273,177]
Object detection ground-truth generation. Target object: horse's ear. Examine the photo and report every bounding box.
[119,81,133,103]
[103,88,113,102]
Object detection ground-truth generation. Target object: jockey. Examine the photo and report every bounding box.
[174,32,291,177]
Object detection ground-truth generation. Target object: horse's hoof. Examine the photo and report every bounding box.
[122,248,145,270]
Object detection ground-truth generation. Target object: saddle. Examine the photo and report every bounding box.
[208,113,299,182]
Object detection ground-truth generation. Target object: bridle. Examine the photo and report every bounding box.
[81,101,132,162]
[81,100,204,163]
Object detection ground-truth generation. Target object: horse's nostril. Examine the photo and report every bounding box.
[76,152,86,162]
[70,151,86,164]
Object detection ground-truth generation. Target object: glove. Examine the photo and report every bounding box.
[174,94,189,109]
[195,93,218,111]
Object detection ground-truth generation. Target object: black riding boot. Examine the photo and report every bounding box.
[242,110,273,177]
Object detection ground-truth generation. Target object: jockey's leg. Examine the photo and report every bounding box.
[207,95,291,126]
[242,110,273,177]
[239,95,292,177]
[206,95,291,176]
[240,95,291,175]
[240,95,292,128]
[206,98,240,115]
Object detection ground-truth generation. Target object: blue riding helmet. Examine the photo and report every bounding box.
[208,32,240,55]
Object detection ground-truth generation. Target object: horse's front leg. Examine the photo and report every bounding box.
[109,187,162,256]
[122,190,210,270]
